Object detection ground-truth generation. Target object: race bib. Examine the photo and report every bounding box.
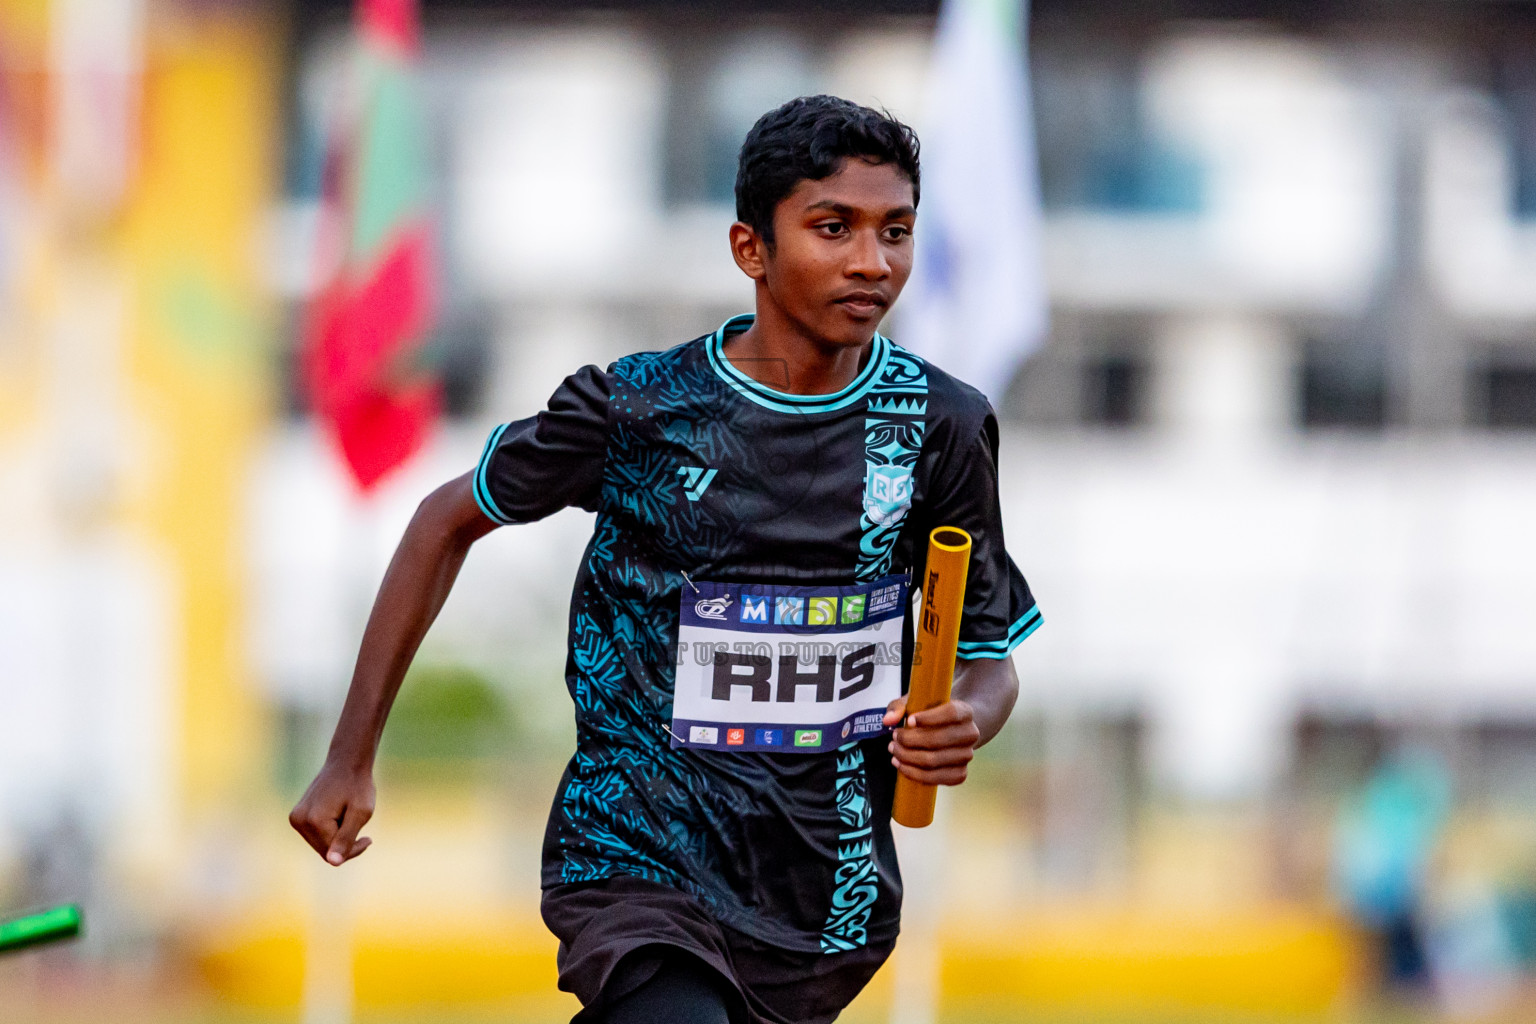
[672,574,908,754]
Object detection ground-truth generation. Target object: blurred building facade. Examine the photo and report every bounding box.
[269,0,1536,843]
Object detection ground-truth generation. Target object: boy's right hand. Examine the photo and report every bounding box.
[290,762,376,866]
[286,474,494,867]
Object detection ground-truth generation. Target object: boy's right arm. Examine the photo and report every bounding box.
[289,472,497,865]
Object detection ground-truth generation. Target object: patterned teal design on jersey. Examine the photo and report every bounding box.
[607,421,682,527]
[819,345,928,954]
[820,743,879,952]
[866,395,928,416]
[551,342,760,916]
[558,543,715,892]
[855,346,928,582]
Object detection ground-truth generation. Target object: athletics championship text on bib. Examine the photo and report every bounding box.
[672,575,908,754]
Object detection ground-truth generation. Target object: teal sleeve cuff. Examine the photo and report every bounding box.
[473,423,515,525]
[955,606,1043,660]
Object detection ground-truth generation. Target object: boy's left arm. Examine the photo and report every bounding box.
[883,657,1019,786]
[886,399,1036,786]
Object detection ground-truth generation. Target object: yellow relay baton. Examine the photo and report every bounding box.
[892,526,971,829]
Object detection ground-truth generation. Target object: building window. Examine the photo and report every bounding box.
[662,31,819,207]
[1008,710,1144,892]
[1471,722,1536,808]
[1290,713,1391,800]
[1494,54,1536,220]
[1034,46,1205,215]
[434,312,494,418]
[1471,360,1536,429]
[1298,341,1387,429]
[1080,351,1148,427]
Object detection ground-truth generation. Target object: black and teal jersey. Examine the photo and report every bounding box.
[473,314,1041,955]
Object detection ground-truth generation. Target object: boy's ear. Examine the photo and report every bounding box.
[729,221,769,282]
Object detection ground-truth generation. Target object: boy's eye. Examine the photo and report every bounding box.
[818,221,849,236]
[884,225,912,242]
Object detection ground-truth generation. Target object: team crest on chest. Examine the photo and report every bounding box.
[862,463,913,526]
[853,347,928,582]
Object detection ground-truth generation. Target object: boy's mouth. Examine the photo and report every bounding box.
[834,291,888,317]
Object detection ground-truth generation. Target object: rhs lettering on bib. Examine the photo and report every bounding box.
[672,575,908,754]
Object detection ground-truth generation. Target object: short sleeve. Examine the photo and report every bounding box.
[473,365,610,524]
[919,408,1042,660]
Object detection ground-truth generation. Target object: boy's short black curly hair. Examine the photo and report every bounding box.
[735,95,921,246]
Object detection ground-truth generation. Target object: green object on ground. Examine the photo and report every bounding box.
[0,904,82,954]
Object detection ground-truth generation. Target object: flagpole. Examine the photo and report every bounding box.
[296,0,434,1018]
[890,798,951,1024]
[301,487,380,1024]
[302,845,355,1024]
[892,4,1040,1020]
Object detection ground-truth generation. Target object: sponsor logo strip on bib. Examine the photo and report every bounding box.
[672,574,907,754]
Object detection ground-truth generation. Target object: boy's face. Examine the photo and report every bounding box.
[734,157,917,350]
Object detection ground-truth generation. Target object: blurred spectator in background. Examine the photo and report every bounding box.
[1333,747,1451,990]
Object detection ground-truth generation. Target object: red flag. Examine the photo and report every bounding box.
[303,0,438,492]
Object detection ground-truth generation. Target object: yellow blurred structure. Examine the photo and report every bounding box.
[194,908,1358,1016]
[193,907,1360,1018]
[941,910,1358,1017]
[196,916,570,1014]
[127,17,279,817]
[181,790,1362,1017]
[0,0,278,924]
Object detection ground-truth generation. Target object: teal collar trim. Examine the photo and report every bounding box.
[705,313,890,414]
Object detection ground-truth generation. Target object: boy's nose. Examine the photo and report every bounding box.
[846,231,890,279]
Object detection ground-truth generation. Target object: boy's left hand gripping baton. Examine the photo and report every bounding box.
[0,904,82,955]
[892,526,971,829]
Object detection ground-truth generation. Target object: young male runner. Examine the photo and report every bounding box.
[291,95,1041,1024]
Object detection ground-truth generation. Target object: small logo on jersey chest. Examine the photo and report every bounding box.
[678,466,718,501]
[863,464,913,525]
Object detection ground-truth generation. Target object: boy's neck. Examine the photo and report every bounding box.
[722,300,874,397]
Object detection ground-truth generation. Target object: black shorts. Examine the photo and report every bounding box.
[541,875,895,1024]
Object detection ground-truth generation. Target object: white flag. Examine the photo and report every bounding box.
[899,0,1047,407]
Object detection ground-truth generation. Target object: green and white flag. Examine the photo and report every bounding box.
[303,0,439,492]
